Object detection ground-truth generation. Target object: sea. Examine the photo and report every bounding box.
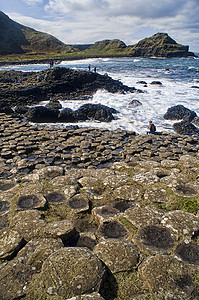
[1,56,199,134]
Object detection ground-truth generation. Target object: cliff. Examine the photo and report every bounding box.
[0,11,197,58]
[0,11,76,54]
[127,32,196,58]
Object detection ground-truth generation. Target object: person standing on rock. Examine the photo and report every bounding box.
[147,121,156,134]
[88,64,91,71]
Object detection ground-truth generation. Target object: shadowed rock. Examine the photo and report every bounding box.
[139,255,195,299]
[0,201,10,215]
[173,120,199,134]
[73,103,117,122]
[0,228,26,260]
[46,191,66,203]
[58,107,75,122]
[45,99,62,110]
[17,194,46,210]
[25,106,59,122]
[164,105,197,122]
[92,205,120,225]
[172,184,198,197]
[175,242,199,265]
[76,232,97,250]
[113,201,133,212]
[99,221,128,239]
[133,225,175,254]
[68,194,89,212]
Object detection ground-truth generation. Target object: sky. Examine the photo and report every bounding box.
[1,0,199,52]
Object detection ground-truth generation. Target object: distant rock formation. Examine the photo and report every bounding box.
[127,33,196,58]
[0,11,196,58]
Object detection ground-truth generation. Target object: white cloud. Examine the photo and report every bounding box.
[22,0,44,5]
[6,0,199,52]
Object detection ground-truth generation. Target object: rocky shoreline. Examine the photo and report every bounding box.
[1,112,199,299]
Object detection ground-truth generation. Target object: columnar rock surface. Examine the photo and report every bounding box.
[0,113,199,299]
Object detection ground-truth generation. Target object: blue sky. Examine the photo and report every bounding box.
[1,0,199,52]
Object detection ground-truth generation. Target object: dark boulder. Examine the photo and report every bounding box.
[173,120,199,134]
[58,107,75,122]
[164,105,197,122]
[15,105,29,114]
[129,99,142,107]
[25,106,59,122]
[0,101,14,114]
[45,99,62,110]
[150,81,162,85]
[73,103,117,122]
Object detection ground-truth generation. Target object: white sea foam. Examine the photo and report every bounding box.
[1,57,199,134]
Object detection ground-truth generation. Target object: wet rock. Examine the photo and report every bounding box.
[93,239,139,273]
[17,193,47,210]
[76,232,97,250]
[74,216,99,233]
[67,194,89,212]
[29,247,105,299]
[139,255,195,299]
[175,242,199,266]
[113,200,133,212]
[161,210,199,238]
[133,225,175,255]
[150,81,162,85]
[45,98,62,110]
[0,101,14,115]
[92,205,120,225]
[45,191,66,204]
[16,238,63,270]
[15,104,29,114]
[25,106,59,122]
[164,105,197,122]
[124,205,161,228]
[58,107,75,122]
[0,228,25,260]
[98,221,128,240]
[136,81,147,85]
[128,99,142,107]
[173,120,199,134]
[73,103,117,122]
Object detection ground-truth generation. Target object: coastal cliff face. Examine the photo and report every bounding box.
[127,33,196,58]
[0,11,196,58]
[0,11,76,55]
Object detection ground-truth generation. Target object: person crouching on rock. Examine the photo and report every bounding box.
[147,121,156,134]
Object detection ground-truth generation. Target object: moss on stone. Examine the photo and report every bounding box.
[166,188,199,214]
